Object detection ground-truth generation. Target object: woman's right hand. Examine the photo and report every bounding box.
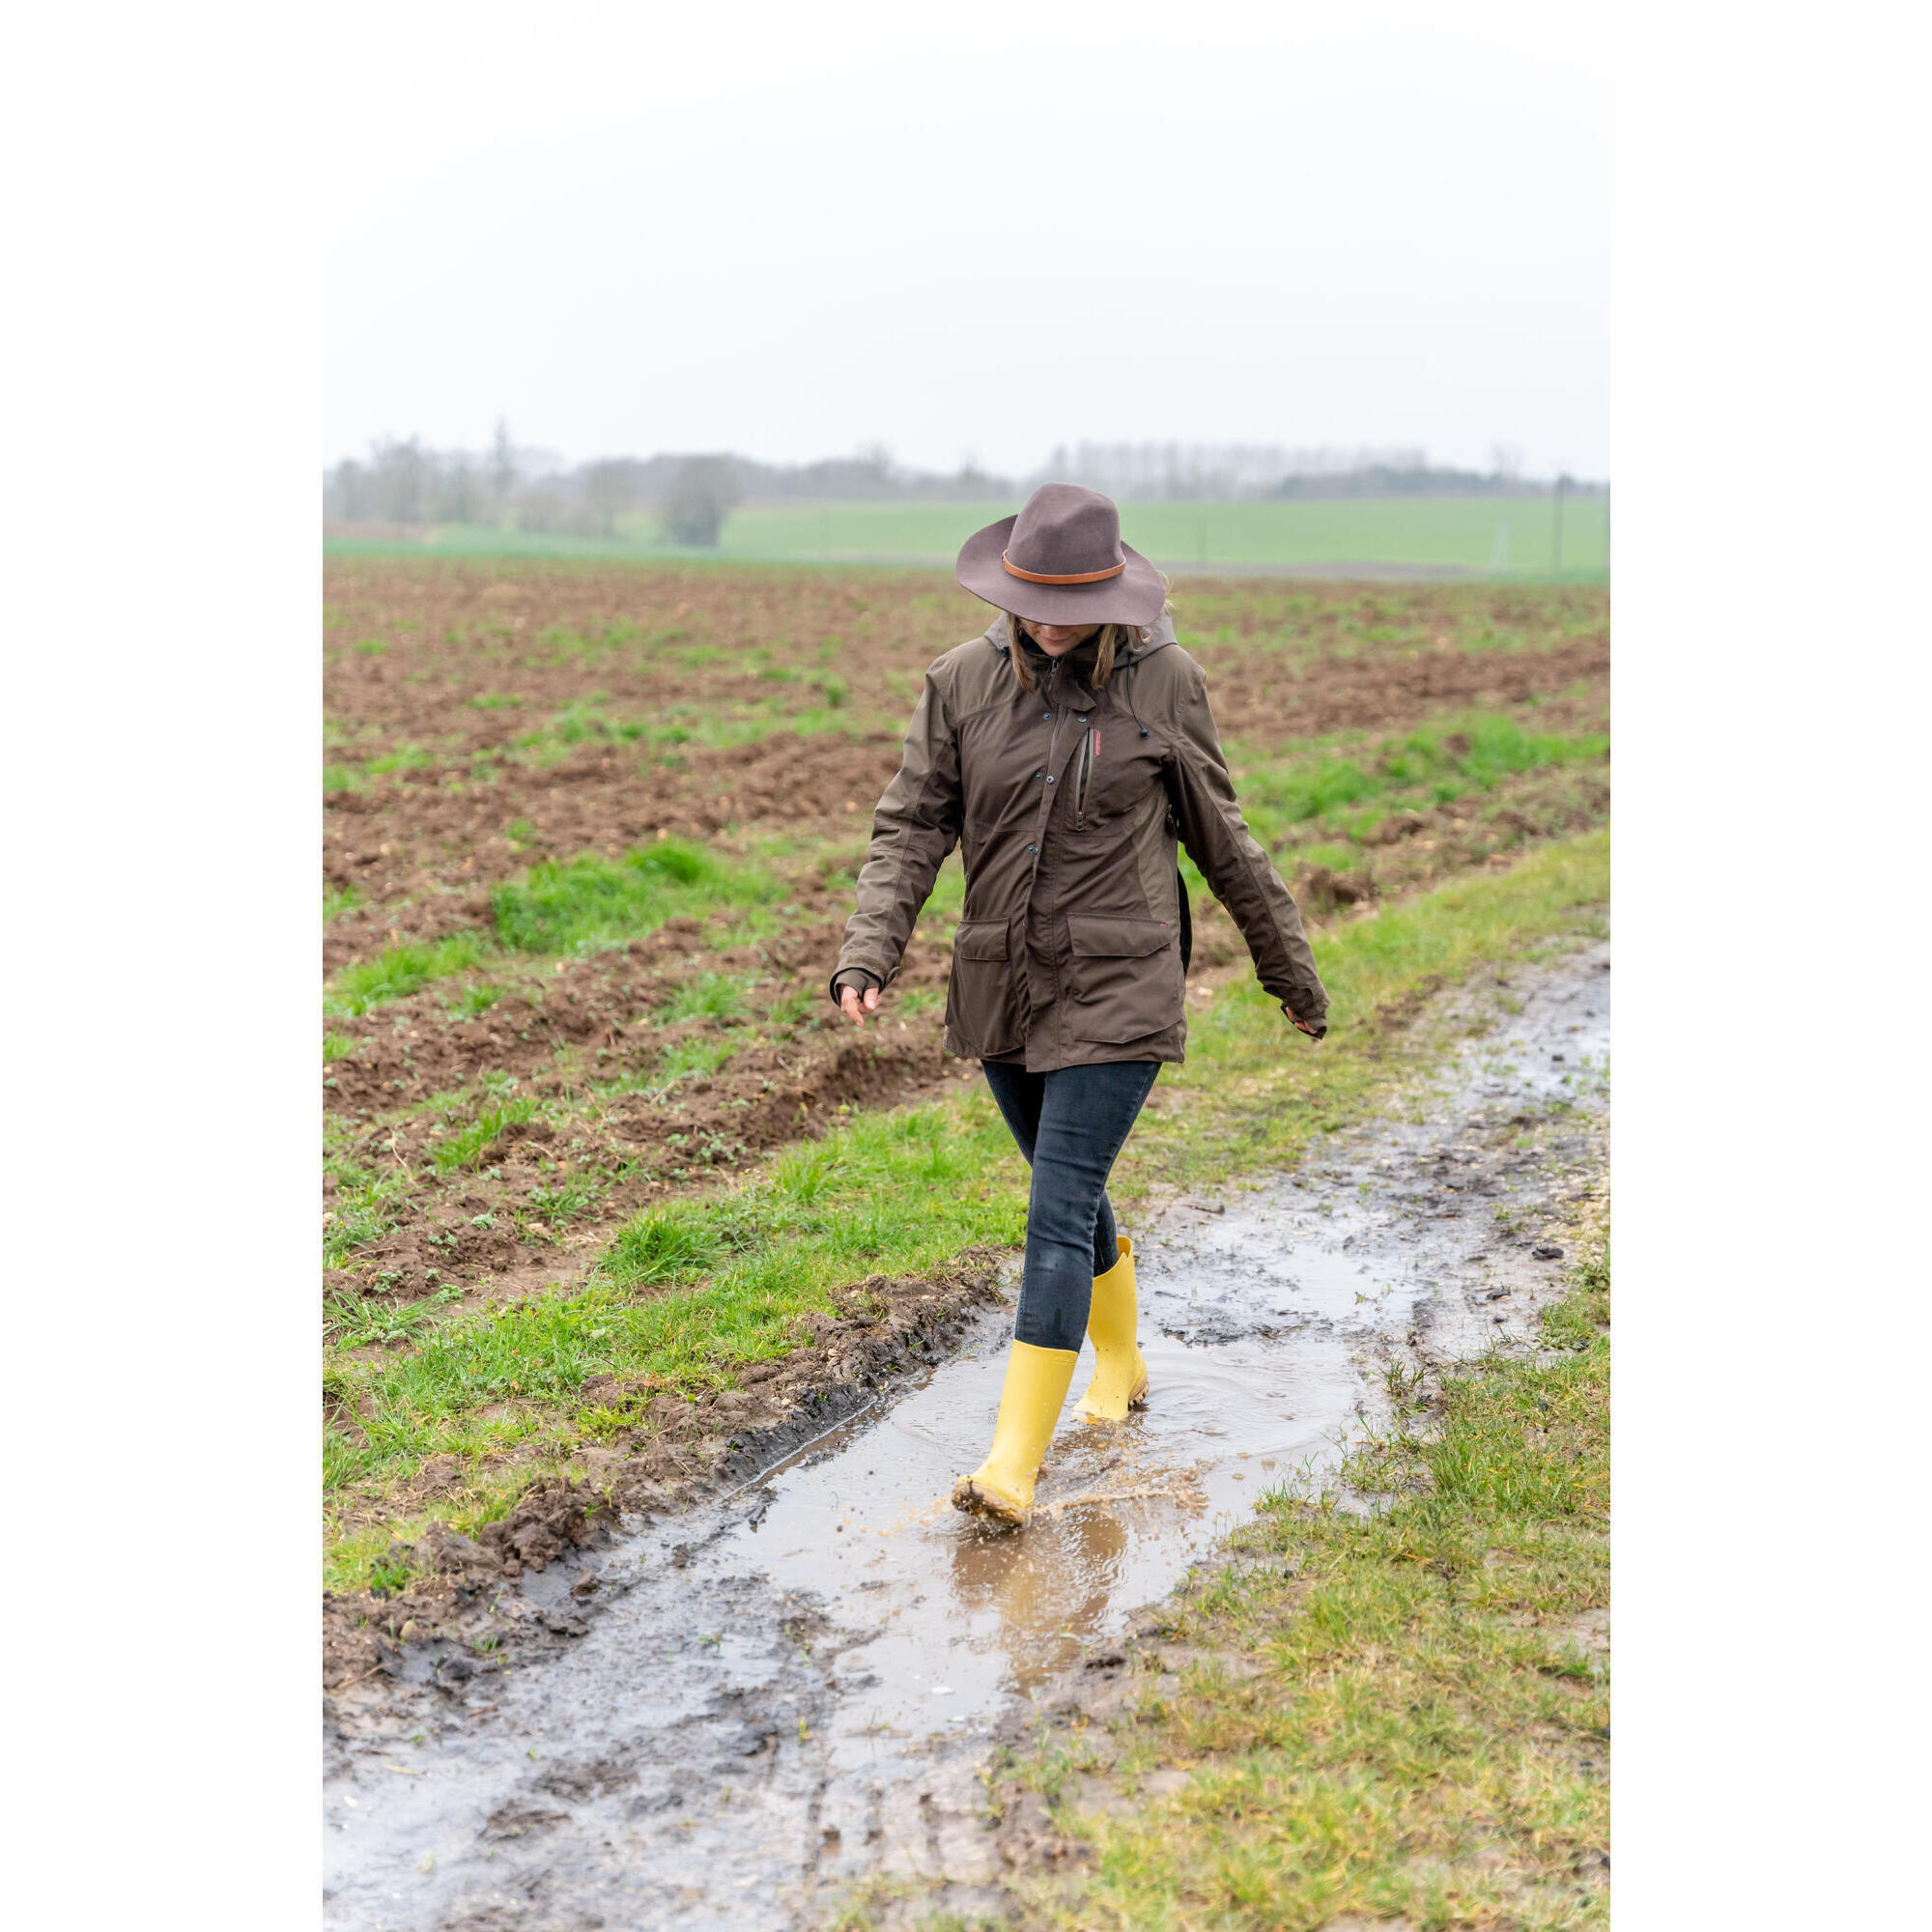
[838,983,882,1026]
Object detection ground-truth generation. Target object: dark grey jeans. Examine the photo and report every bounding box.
[980,1059,1161,1353]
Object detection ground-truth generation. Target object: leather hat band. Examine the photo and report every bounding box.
[1001,551,1126,585]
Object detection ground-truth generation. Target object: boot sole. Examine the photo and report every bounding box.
[952,1476,1028,1529]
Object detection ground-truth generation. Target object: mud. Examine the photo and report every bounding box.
[323,1255,1007,1693]
[324,941,1608,1929]
[325,914,952,1128]
[325,1000,956,1307]
[322,900,975,1308]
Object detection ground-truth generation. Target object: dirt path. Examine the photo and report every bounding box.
[323,942,1608,1928]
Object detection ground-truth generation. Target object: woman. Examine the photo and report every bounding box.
[831,483,1328,1528]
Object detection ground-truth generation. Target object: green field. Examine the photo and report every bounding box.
[325,494,1609,580]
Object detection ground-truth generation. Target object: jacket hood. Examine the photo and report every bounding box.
[1120,611,1178,664]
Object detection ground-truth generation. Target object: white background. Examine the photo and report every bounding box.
[3,3,1927,1926]
[325,1,1608,478]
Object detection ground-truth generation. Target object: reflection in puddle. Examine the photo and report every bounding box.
[725,1314,1351,1737]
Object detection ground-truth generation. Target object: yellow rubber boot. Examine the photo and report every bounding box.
[952,1340,1080,1529]
[1076,1236,1149,1423]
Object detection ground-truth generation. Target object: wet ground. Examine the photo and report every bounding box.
[325,942,1609,1930]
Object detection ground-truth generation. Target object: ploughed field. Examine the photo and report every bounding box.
[322,559,1607,1600]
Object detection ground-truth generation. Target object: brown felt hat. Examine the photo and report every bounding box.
[955,483,1166,627]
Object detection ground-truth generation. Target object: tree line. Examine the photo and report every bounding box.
[324,427,1602,547]
[324,430,1015,545]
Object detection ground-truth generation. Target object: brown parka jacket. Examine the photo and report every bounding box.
[834,615,1328,1071]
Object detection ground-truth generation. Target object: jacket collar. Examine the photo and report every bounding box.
[980,611,1177,666]
[980,612,1174,716]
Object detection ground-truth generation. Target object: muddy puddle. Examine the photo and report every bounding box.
[325,942,1609,1930]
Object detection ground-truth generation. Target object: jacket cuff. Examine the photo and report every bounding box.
[829,966,883,1007]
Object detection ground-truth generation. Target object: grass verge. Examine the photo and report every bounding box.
[323,831,1606,1586]
[325,1110,1029,1515]
[1003,1249,1609,1931]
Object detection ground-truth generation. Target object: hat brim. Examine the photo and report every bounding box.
[955,515,1168,627]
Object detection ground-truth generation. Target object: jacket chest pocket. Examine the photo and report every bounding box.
[1070,724,1162,830]
[945,918,1024,1056]
[1063,915,1179,1044]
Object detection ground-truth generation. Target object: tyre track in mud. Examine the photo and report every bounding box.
[324,939,1608,1930]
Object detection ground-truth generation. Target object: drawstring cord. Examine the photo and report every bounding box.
[1123,657,1150,737]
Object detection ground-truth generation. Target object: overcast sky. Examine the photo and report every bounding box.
[325,2,1607,480]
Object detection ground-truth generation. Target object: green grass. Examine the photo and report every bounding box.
[442,982,503,1020]
[324,495,1610,578]
[658,971,754,1024]
[525,1174,607,1227]
[322,832,1607,1571]
[326,1287,465,1348]
[515,698,650,752]
[325,1168,415,1270]
[764,986,821,1027]
[321,836,786,1019]
[323,1105,1031,1509]
[651,1035,743,1086]
[1007,1251,1610,1930]
[499,692,888,764]
[602,1200,736,1287]
[1228,712,1607,851]
[490,837,782,955]
[326,934,492,1018]
[430,1094,539,1174]
[367,743,431,776]
[324,745,437,791]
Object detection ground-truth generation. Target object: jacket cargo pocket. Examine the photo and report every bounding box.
[945,918,1024,1056]
[1064,915,1180,1044]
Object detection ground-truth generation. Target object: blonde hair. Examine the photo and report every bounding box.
[1002,578,1173,693]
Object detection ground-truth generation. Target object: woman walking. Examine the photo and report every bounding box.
[831,484,1328,1528]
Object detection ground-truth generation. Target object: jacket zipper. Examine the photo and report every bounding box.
[1073,725,1094,829]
